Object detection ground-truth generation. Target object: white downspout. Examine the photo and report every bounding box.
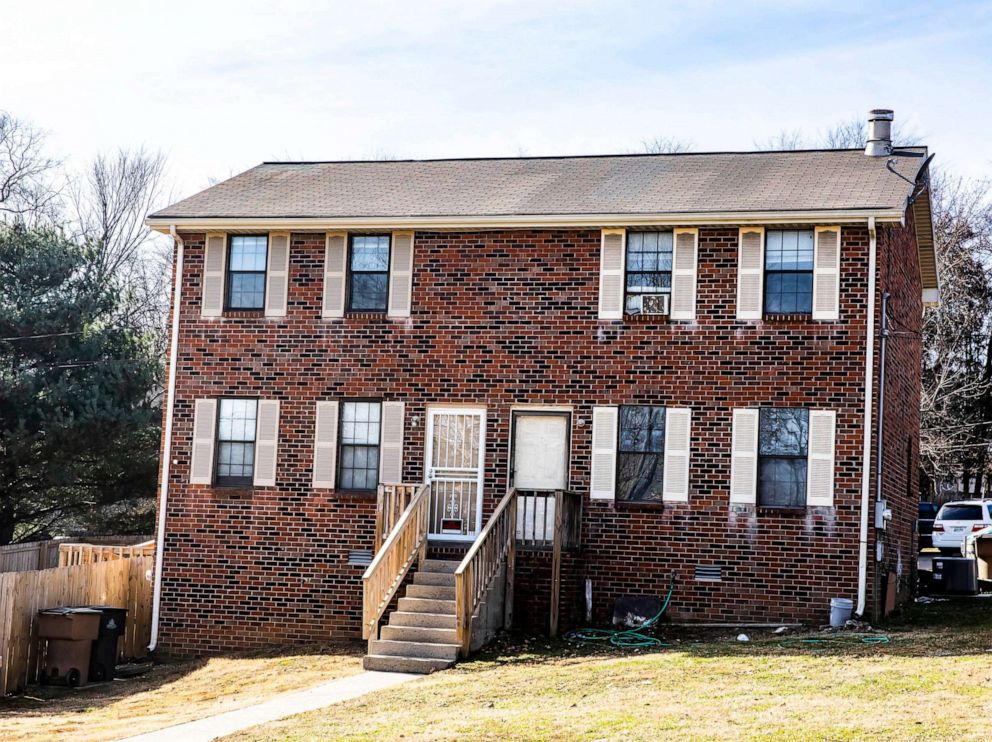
[149,225,184,651]
[856,217,877,617]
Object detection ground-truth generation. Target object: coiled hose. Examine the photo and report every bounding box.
[565,574,676,649]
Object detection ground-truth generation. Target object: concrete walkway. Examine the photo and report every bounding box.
[120,670,419,742]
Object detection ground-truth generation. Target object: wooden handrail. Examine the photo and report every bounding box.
[361,482,431,641]
[454,488,518,656]
[515,490,582,551]
[373,483,420,554]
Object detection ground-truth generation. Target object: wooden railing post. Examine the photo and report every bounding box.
[549,490,564,637]
[504,495,516,630]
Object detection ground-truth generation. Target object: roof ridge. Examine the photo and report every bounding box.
[260,146,926,166]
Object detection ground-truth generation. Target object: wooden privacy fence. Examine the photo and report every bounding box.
[58,540,156,566]
[0,536,154,573]
[0,555,154,695]
[0,541,62,573]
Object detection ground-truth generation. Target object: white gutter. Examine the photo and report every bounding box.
[146,208,907,234]
[149,226,184,651]
[856,216,878,617]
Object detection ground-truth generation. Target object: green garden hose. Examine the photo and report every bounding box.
[565,575,676,649]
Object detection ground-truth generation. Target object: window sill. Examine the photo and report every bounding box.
[613,499,667,510]
[761,313,813,322]
[623,313,671,324]
[329,489,378,500]
[756,506,808,516]
[219,310,266,319]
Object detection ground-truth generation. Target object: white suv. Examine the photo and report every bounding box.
[932,500,992,555]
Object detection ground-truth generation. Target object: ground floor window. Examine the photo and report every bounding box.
[616,405,665,502]
[339,400,381,490]
[216,398,258,485]
[758,408,809,507]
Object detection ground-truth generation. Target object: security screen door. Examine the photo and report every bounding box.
[425,408,486,541]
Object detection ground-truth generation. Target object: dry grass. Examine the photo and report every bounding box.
[0,641,363,742]
[226,602,992,741]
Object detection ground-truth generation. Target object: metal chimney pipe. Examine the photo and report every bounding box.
[865,109,894,156]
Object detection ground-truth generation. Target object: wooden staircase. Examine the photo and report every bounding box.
[363,485,580,674]
[363,559,460,673]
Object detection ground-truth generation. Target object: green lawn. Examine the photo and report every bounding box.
[226,600,992,741]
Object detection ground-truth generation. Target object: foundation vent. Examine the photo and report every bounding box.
[694,565,722,582]
[348,549,373,567]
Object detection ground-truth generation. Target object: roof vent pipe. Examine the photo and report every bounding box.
[865,109,894,156]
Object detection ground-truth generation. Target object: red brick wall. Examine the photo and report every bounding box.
[157,223,916,653]
[870,219,923,613]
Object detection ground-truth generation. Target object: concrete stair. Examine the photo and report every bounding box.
[363,559,462,674]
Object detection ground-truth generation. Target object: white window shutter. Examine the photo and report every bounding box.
[590,406,618,499]
[807,409,836,507]
[189,399,217,484]
[379,401,405,484]
[264,232,290,317]
[597,229,626,320]
[388,231,415,318]
[322,232,348,318]
[253,400,280,487]
[812,226,841,320]
[729,408,759,504]
[670,228,699,320]
[736,227,765,320]
[312,401,339,488]
[201,233,227,317]
[662,408,692,502]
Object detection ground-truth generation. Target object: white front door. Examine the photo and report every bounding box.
[512,412,570,490]
[425,407,486,541]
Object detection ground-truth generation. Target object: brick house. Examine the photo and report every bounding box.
[146,111,938,668]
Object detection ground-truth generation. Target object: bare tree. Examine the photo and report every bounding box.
[641,136,693,154]
[920,172,992,495]
[0,112,62,222]
[69,148,172,347]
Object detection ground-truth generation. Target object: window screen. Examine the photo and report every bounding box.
[764,230,814,314]
[758,408,809,507]
[216,398,257,485]
[625,232,673,314]
[227,235,268,309]
[339,401,381,490]
[616,405,665,502]
[348,235,390,311]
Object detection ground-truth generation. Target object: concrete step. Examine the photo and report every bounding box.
[406,584,456,600]
[421,559,459,574]
[370,639,459,661]
[363,654,454,674]
[414,571,456,587]
[389,611,457,629]
[398,596,457,614]
[381,624,458,644]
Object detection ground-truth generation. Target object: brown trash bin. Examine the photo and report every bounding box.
[37,607,102,687]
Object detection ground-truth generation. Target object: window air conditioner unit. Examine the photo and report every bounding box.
[633,293,670,316]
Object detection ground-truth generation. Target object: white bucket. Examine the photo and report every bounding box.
[829,598,854,627]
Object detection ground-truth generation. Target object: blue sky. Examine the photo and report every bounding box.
[4,0,991,199]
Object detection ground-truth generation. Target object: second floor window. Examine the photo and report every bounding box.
[758,408,809,507]
[216,398,257,486]
[227,235,268,310]
[339,401,381,490]
[764,230,814,315]
[625,231,673,314]
[348,235,390,312]
[616,405,666,502]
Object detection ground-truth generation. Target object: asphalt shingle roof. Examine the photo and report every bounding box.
[151,148,927,220]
